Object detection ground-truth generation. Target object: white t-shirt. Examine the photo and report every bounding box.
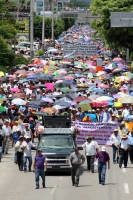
[82,141,97,156]
[21,141,35,157]
[120,139,130,149]
[110,134,121,147]
[2,125,12,136]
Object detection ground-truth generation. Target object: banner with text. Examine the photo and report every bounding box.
[72,122,118,145]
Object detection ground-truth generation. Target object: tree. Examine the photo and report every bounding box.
[34,14,75,39]
[0,0,27,69]
[90,0,133,52]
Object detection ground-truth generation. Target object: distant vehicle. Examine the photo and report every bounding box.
[12,42,39,51]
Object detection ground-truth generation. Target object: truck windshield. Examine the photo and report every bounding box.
[38,135,74,149]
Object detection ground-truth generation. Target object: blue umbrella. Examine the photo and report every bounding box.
[28,104,41,108]
[27,75,38,79]
[130,92,133,96]
[92,88,104,94]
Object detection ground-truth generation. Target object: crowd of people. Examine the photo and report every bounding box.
[0,25,133,188]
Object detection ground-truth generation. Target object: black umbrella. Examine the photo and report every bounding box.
[54,101,71,107]
[107,88,119,93]
[38,75,53,81]
[54,82,69,89]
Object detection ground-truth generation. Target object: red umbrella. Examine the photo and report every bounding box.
[74,96,89,103]
[90,101,108,107]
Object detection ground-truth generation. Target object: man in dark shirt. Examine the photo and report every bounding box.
[95,146,110,185]
[33,149,47,189]
[0,131,3,162]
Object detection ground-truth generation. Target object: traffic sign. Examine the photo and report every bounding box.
[37,1,43,7]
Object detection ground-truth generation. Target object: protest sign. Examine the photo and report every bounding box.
[72,122,118,145]
[63,43,97,57]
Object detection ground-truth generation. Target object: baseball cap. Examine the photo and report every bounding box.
[37,149,42,152]
[101,146,106,152]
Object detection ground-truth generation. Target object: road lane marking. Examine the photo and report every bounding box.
[51,185,57,195]
[123,183,129,193]
[59,177,63,180]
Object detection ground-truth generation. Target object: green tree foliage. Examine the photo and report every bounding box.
[0,0,28,70]
[90,0,133,52]
[34,14,75,39]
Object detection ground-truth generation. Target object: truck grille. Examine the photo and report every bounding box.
[46,156,67,164]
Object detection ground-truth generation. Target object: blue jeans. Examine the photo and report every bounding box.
[112,145,118,162]
[35,169,45,187]
[0,146,2,161]
[23,156,32,170]
[98,162,106,183]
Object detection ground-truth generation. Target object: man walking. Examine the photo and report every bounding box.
[110,129,121,164]
[128,130,133,163]
[69,148,85,187]
[82,136,98,173]
[119,134,130,168]
[2,120,12,154]
[33,149,47,189]
[95,146,110,185]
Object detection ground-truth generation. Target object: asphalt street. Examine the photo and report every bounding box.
[0,142,133,200]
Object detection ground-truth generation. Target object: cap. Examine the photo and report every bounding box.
[16,128,20,131]
[19,136,23,138]
[86,136,92,140]
[25,136,31,139]
[122,134,127,139]
[37,149,42,152]
[101,146,106,152]
[114,129,119,132]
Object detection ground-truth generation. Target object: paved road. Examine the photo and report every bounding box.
[0,143,133,200]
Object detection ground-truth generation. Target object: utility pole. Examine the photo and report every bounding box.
[42,0,45,51]
[30,0,34,59]
[51,0,54,40]
[17,0,19,21]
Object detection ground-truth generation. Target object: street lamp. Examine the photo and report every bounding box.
[51,0,54,40]
[42,0,45,51]
[30,0,34,59]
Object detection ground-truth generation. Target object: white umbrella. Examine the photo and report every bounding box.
[96,96,114,102]
[119,96,133,103]
[53,105,66,110]
[12,98,26,105]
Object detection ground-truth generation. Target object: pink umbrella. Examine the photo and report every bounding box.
[57,69,67,74]
[98,84,109,89]
[64,76,74,80]
[10,88,20,92]
[15,70,27,74]
[35,69,44,72]
[113,57,123,62]
[55,80,63,84]
[45,83,54,91]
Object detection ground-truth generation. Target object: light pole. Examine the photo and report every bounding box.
[51,0,54,40]
[42,0,45,51]
[30,0,34,59]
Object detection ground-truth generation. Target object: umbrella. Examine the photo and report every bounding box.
[12,98,26,105]
[79,100,91,105]
[60,87,72,93]
[28,104,41,108]
[42,97,54,103]
[74,96,89,103]
[54,82,69,89]
[64,76,74,80]
[30,100,47,106]
[98,84,109,89]
[42,107,56,114]
[115,76,130,82]
[95,96,114,102]
[27,75,38,79]
[54,101,71,107]
[53,105,66,110]
[0,106,6,112]
[10,88,20,92]
[107,88,119,93]
[113,57,123,62]
[90,101,108,107]
[13,93,25,98]
[92,88,104,93]
[119,96,133,103]
[39,75,53,81]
